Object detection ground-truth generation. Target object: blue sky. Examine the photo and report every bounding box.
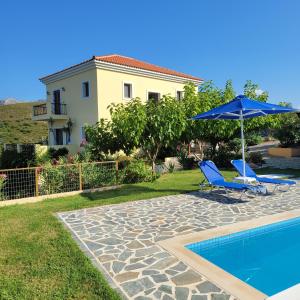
[1,0,300,106]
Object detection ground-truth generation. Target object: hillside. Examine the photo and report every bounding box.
[0,102,48,144]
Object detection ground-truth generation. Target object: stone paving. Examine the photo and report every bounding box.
[58,184,300,300]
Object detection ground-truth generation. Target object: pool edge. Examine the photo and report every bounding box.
[158,209,300,300]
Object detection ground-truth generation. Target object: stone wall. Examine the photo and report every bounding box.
[264,157,300,169]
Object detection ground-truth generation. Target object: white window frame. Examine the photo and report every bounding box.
[81,80,91,99]
[146,90,161,102]
[122,81,133,100]
[176,90,184,101]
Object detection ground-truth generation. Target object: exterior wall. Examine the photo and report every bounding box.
[45,68,98,152]
[42,66,199,153]
[96,68,192,119]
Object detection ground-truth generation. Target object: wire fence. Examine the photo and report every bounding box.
[0,161,118,201]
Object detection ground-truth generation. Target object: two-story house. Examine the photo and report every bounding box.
[32,54,202,153]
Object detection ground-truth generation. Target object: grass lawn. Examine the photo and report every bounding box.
[0,167,298,299]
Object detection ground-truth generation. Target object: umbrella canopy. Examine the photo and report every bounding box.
[191,95,298,180]
[191,95,296,120]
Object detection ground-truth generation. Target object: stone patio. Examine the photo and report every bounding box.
[58,184,300,300]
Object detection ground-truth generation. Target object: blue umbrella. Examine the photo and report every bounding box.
[191,95,298,180]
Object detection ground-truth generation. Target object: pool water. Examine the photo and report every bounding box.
[186,217,300,296]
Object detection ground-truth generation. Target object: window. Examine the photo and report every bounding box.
[82,81,90,98]
[176,91,184,101]
[123,83,132,99]
[148,92,160,102]
[53,90,61,114]
[54,129,64,145]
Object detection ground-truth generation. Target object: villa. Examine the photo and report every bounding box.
[32,55,202,153]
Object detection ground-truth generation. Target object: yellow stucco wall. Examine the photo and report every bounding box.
[43,66,197,153]
[96,68,191,119]
[45,68,98,152]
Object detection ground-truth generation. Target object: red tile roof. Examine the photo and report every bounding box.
[40,54,202,82]
[94,54,201,81]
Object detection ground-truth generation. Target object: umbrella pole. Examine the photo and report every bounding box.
[240,111,246,181]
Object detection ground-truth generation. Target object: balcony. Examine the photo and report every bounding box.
[32,102,68,121]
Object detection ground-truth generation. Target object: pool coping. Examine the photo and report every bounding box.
[158,208,300,300]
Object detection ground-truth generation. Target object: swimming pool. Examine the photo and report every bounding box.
[186,216,300,296]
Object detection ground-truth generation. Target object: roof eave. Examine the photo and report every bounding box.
[40,59,203,85]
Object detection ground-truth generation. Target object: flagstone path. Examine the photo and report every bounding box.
[58,185,300,299]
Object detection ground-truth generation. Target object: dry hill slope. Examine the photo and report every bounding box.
[0,102,48,144]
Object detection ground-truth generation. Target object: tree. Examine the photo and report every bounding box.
[222,79,235,102]
[184,81,239,155]
[242,80,276,133]
[142,95,186,169]
[109,98,146,155]
[273,102,300,147]
[84,119,116,161]
[180,82,203,143]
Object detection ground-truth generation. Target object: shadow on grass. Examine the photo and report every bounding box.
[81,184,198,202]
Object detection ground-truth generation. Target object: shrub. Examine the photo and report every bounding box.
[273,124,300,147]
[246,133,263,146]
[39,164,79,195]
[82,163,116,189]
[47,147,69,160]
[0,146,36,169]
[226,138,241,155]
[204,145,238,168]
[167,162,175,173]
[273,111,300,147]
[117,155,132,170]
[177,148,195,170]
[157,145,177,160]
[0,174,7,200]
[121,160,153,184]
[246,152,264,165]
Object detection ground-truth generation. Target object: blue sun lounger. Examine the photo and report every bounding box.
[231,159,296,192]
[198,160,258,198]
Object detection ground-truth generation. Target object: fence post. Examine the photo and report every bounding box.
[35,167,39,197]
[116,161,119,184]
[79,164,83,191]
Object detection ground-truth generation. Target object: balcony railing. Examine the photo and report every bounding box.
[51,103,67,115]
[33,104,47,116]
[33,103,67,116]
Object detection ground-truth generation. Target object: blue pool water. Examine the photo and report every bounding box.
[186,217,300,296]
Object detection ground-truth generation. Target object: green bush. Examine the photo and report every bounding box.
[0,174,7,200]
[246,133,263,146]
[226,138,242,155]
[39,164,79,195]
[121,160,153,184]
[0,146,36,169]
[177,148,195,170]
[117,155,132,170]
[82,163,116,189]
[47,147,69,160]
[246,152,264,165]
[274,124,300,147]
[204,145,239,168]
